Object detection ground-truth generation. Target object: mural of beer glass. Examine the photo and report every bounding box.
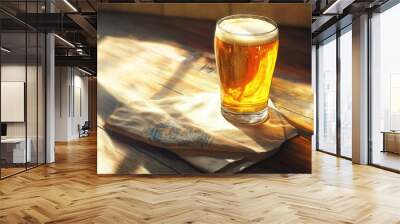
[215,14,279,124]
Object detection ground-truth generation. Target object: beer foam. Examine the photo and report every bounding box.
[216,17,278,46]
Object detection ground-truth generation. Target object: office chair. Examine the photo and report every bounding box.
[79,121,90,138]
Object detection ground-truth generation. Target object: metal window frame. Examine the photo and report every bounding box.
[338,24,353,160]
[315,0,400,171]
[315,23,353,161]
[367,0,400,173]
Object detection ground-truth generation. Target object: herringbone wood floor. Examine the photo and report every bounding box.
[1,135,400,224]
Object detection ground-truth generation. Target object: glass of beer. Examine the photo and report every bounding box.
[214,14,279,124]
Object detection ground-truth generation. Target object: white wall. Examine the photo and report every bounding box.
[76,71,89,137]
[55,66,70,141]
[1,65,33,138]
[54,67,89,141]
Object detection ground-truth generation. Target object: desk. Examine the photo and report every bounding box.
[382,131,400,154]
[1,138,31,163]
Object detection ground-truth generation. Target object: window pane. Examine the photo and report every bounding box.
[318,36,337,154]
[27,31,38,169]
[371,3,400,171]
[340,28,352,158]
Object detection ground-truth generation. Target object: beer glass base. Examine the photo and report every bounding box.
[221,107,269,125]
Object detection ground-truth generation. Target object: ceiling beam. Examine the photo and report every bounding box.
[55,55,96,72]
[67,13,97,39]
[14,13,82,32]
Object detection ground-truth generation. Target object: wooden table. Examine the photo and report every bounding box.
[97,12,312,174]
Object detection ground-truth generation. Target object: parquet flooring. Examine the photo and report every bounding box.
[1,135,400,223]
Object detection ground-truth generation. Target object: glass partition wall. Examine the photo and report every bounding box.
[316,26,352,159]
[0,3,46,179]
[0,30,27,177]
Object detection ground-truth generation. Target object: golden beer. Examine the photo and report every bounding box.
[215,15,279,124]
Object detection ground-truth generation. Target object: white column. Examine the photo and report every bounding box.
[46,1,56,163]
[352,14,369,164]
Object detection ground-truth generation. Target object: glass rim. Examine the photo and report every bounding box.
[216,14,278,37]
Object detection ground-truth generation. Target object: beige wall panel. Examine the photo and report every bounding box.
[99,3,163,14]
[163,3,230,20]
[99,3,310,28]
[230,4,310,28]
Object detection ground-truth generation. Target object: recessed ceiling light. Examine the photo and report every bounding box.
[78,67,93,76]
[322,0,354,15]
[1,47,11,53]
[63,0,78,12]
[54,34,75,48]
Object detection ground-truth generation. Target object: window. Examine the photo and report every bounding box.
[317,35,337,154]
[339,27,352,158]
[370,2,400,171]
[316,25,353,158]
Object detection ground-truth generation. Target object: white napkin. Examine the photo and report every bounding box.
[105,93,297,173]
